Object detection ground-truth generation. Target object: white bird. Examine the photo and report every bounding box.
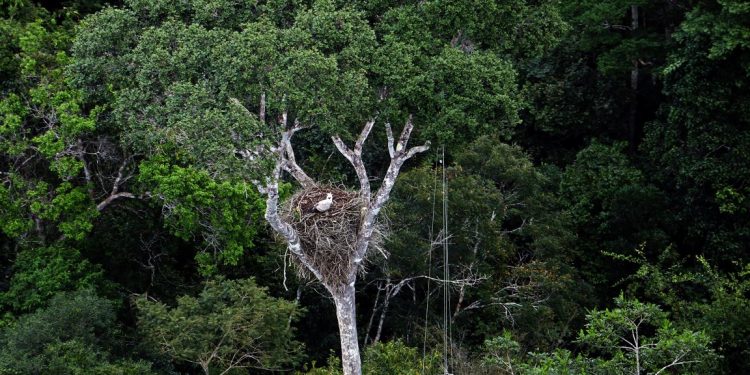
[314,193,333,212]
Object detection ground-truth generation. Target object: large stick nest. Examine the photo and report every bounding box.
[280,185,387,286]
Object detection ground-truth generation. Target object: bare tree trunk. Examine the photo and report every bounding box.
[333,284,362,375]
[629,4,640,151]
[373,278,392,344]
[373,295,389,344]
[453,225,480,322]
[289,286,302,327]
[247,92,429,375]
[363,283,382,346]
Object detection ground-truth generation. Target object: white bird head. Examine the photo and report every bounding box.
[314,192,334,212]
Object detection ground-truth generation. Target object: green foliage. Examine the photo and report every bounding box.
[138,160,265,274]
[578,294,717,374]
[678,0,750,61]
[0,176,99,244]
[481,330,522,370]
[302,341,439,375]
[1,245,107,313]
[68,0,561,162]
[0,181,33,239]
[483,331,591,374]
[561,142,660,234]
[642,0,750,263]
[73,0,377,154]
[362,340,440,375]
[374,1,546,145]
[620,251,750,371]
[561,0,677,75]
[382,136,584,351]
[0,0,108,250]
[33,340,158,375]
[2,0,750,373]
[0,289,156,374]
[560,142,667,289]
[136,277,302,373]
[421,48,520,144]
[479,296,717,374]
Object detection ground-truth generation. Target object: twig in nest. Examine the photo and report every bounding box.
[280,184,388,287]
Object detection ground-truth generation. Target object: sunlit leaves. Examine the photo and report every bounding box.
[578,295,718,374]
[138,160,265,273]
[136,277,302,372]
[0,246,106,313]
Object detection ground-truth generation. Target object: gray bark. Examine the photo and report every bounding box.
[363,284,382,346]
[333,285,362,375]
[251,94,429,375]
[373,284,389,344]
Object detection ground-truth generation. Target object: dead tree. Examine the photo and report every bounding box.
[249,94,430,375]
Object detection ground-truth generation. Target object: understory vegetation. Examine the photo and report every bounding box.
[1,0,749,374]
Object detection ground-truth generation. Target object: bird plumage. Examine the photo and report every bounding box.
[315,193,333,212]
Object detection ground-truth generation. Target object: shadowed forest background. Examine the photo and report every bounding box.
[1,0,749,373]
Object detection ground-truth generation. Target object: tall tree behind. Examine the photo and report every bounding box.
[520,0,685,162]
[642,0,750,264]
[70,0,568,373]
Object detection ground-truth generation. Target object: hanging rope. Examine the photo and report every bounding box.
[442,145,452,375]
[422,147,439,375]
[422,145,453,375]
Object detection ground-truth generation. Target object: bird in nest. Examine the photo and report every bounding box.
[314,193,333,212]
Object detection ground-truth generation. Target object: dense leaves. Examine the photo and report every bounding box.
[0,289,157,374]
[137,277,301,373]
[1,0,749,373]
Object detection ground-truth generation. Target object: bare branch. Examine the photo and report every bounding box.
[384,122,395,158]
[96,192,136,211]
[372,277,392,344]
[654,351,698,375]
[353,116,429,263]
[453,223,481,321]
[405,143,431,159]
[363,285,382,346]
[396,114,414,153]
[258,111,429,375]
[332,135,354,162]
[75,139,92,186]
[95,156,137,211]
[111,156,130,195]
[602,20,634,31]
[355,119,375,153]
[378,86,388,101]
[282,125,314,188]
[331,119,375,201]
[332,146,369,203]
[262,134,324,282]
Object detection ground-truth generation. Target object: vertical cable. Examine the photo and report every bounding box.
[442,145,450,375]
[422,148,439,375]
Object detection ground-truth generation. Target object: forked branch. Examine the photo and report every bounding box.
[352,115,430,263]
[248,95,321,281]
[257,100,430,286]
[281,120,314,188]
[332,118,375,202]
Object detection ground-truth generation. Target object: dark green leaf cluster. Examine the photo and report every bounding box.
[136,277,302,373]
[0,289,157,374]
[2,0,750,373]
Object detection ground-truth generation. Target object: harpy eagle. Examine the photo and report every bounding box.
[314,193,333,212]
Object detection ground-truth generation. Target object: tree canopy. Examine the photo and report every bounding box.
[2,0,750,373]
